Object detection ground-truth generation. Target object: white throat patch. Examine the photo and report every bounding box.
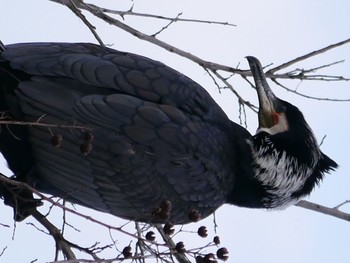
[247,135,318,208]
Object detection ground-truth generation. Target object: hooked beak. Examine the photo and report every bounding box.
[246,56,278,128]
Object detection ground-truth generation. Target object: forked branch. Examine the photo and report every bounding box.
[295,200,350,222]
[50,0,350,109]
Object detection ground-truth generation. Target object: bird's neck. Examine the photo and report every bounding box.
[228,131,320,209]
[249,136,315,208]
[226,125,268,208]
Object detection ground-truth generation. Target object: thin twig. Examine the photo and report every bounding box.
[154,224,192,263]
[271,73,350,81]
[135,222,146,263]
[238,101,248,128]
[0,120,90,130]
[293,60,345,74]
[52,0,105,46]
[89,5,237,27]
[267,38,350,74]
[0,247,7,257]
[319,135,327,147]
[295,200,350,222]
[65,1,247,75]
[151,13,181,37]
[50,0,350,89]
[212,70,258,112]
[334,200,350,210]
[272,79,350,102]
[30,209,77,260]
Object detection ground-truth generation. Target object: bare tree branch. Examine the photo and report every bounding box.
[272,79,350,102]
[0,174,156,245]
[0,119,90,130]
[31,209,77,260]
[211,70,258,112]
[57,0,105,46]
[267,38,350,74]
[151,13,182,37]
[155,224,191,263]
[88,4,237,27]
[2,2,350,262]
[48,0,350,108]
[50,0,247,74]
[53,1,350,82]
[295,200,350,222]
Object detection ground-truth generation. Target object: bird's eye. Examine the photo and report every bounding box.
[274,101,287,113]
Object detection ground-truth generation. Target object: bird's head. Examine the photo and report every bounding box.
[245,56,338,208]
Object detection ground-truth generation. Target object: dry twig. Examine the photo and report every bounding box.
[50,0,350,107]
[295,200,350,222]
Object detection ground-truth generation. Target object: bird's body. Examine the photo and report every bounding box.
[0,42,337,224]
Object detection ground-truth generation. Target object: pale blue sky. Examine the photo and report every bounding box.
[1,1,350,262]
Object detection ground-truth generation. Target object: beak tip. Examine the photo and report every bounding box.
[245,55,255,60]
[245,56,261,67]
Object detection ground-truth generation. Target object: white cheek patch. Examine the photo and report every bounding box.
[257,112,289,135]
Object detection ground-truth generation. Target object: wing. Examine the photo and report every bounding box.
[3,42,225,121]
[1,43,237,223]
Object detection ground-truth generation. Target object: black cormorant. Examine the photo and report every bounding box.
[0,42,337,224]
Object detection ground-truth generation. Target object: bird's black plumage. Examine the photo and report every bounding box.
[0,42,337,223]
